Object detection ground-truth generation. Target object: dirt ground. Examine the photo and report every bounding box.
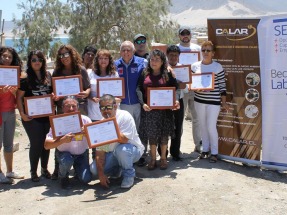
[0,114,287,215]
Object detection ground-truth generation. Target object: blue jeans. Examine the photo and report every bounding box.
[90,143,141,178]
[56,149,92,184]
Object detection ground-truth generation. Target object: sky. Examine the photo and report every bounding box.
[0,0,23,21]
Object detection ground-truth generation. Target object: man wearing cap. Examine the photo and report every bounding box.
[177,26,202,153]
[82,45,97,70]
[134,34,149,59]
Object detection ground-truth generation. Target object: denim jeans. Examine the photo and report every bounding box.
[56,149,92,184]
[90,143,141,178]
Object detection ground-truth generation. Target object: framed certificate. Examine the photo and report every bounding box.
[147,87,176,109]
[172,65,192,83]
[151,44,168,54]
[49,111,83,139]
[52,75,83,97]
[97,78,125,99]
[0,65,20,87]
[24,95,55,118]
[84,117,121,148]
[179,51,200,65]
[190,72,215,90]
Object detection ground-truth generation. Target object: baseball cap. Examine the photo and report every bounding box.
[178,26,191,34]
[133,34,146,42]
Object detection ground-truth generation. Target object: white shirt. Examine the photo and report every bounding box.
[96,110,144,155]
[87,70,119,120]
[46,115,92,155]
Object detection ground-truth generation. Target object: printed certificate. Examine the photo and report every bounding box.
[84,117,121,148]
[24,95,54,118]
[49,112,83,138]
[190,72,215,90]
[147,87,176,109]
[0,65,20,87]
[179,51,200,65]
[97,78,125,99]
[172,65,192,83]
[52,75,83,97]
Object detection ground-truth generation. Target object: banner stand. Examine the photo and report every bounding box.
[218,155,287,171]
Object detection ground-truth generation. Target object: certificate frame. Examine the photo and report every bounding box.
[24,95,55,118]
[172,65,192,83]
[52,75,83,97]
[178,51,200,65]
[96,78,125,99]
[0,65,20,87]
[49,111,83,139]
[190,72,215,90]
[147,87,176,110]
[151,45,168,54]
[84,117,121,148]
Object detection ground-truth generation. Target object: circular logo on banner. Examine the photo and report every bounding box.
[245,105,259,118]
[246,73,260,87]
[245,88,260,103]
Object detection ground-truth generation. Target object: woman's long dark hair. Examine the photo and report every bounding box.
[93,49,116,76]
[145,49,169,82]
[54,44,82,75]
[0,46,23,70]
[26,50,49,86]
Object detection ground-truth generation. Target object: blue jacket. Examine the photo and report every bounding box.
[115,56,146,105]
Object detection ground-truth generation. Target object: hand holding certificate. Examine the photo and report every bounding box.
[190,72,215,90]
[49,112,83,139]
[84,117,121,148]
[147,87,176,109]
[0,65,20,87]
[24,95,55,118]
[52,75,83,97]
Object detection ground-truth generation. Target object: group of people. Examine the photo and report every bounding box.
[0,26,228,189]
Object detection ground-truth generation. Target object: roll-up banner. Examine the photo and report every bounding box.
[208,19,262,161]
[258,15,287,167]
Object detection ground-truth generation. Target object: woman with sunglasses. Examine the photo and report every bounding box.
[16,50,52,182]
[53,44,91,115]
[51,44,90,179]
[136,49,180,170]
[192,41,229,163]
[87,49,120,122]
[0,47,24,184]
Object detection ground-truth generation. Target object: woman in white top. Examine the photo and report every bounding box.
[88,49,120,121]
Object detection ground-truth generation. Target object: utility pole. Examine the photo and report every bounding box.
[0,10,3,46]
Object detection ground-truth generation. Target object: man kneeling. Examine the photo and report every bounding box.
[90,94,144,189]
[44,96,92,189]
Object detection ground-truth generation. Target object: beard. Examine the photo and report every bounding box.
[180,37,191,44]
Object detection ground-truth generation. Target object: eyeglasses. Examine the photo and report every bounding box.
[121,49,132,52]
[99,105,114,111]
[201,49,212,53]
[135,39,146,45]
[31,58,44,63]
[59,52,70,59]
[85,52,95,57]
[1,54,13,60]
[180,31,191,36]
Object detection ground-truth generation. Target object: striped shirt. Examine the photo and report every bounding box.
[191,61,226,105]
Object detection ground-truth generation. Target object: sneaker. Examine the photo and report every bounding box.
[60,177,72,189]
[137,157,147,167]
[194,145,202,153]
[13,142,19,152]
[6,171,24,179]
[0,172,14,184]
[121,177,134,189]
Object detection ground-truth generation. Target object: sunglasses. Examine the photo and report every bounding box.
[59,52,70,59]
[99,105,114,111]
[135,39,146,45]
[31,58,44,63]
[180,31,190,36]
[201,49,212,53]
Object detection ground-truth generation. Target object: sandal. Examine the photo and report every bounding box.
[159,159,168,170]
[209,155,218,163]
[199,152,209,159]
[148,159,157,170]
[41,168,52,179]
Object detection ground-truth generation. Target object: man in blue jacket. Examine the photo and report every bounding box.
[115,41,146,131]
